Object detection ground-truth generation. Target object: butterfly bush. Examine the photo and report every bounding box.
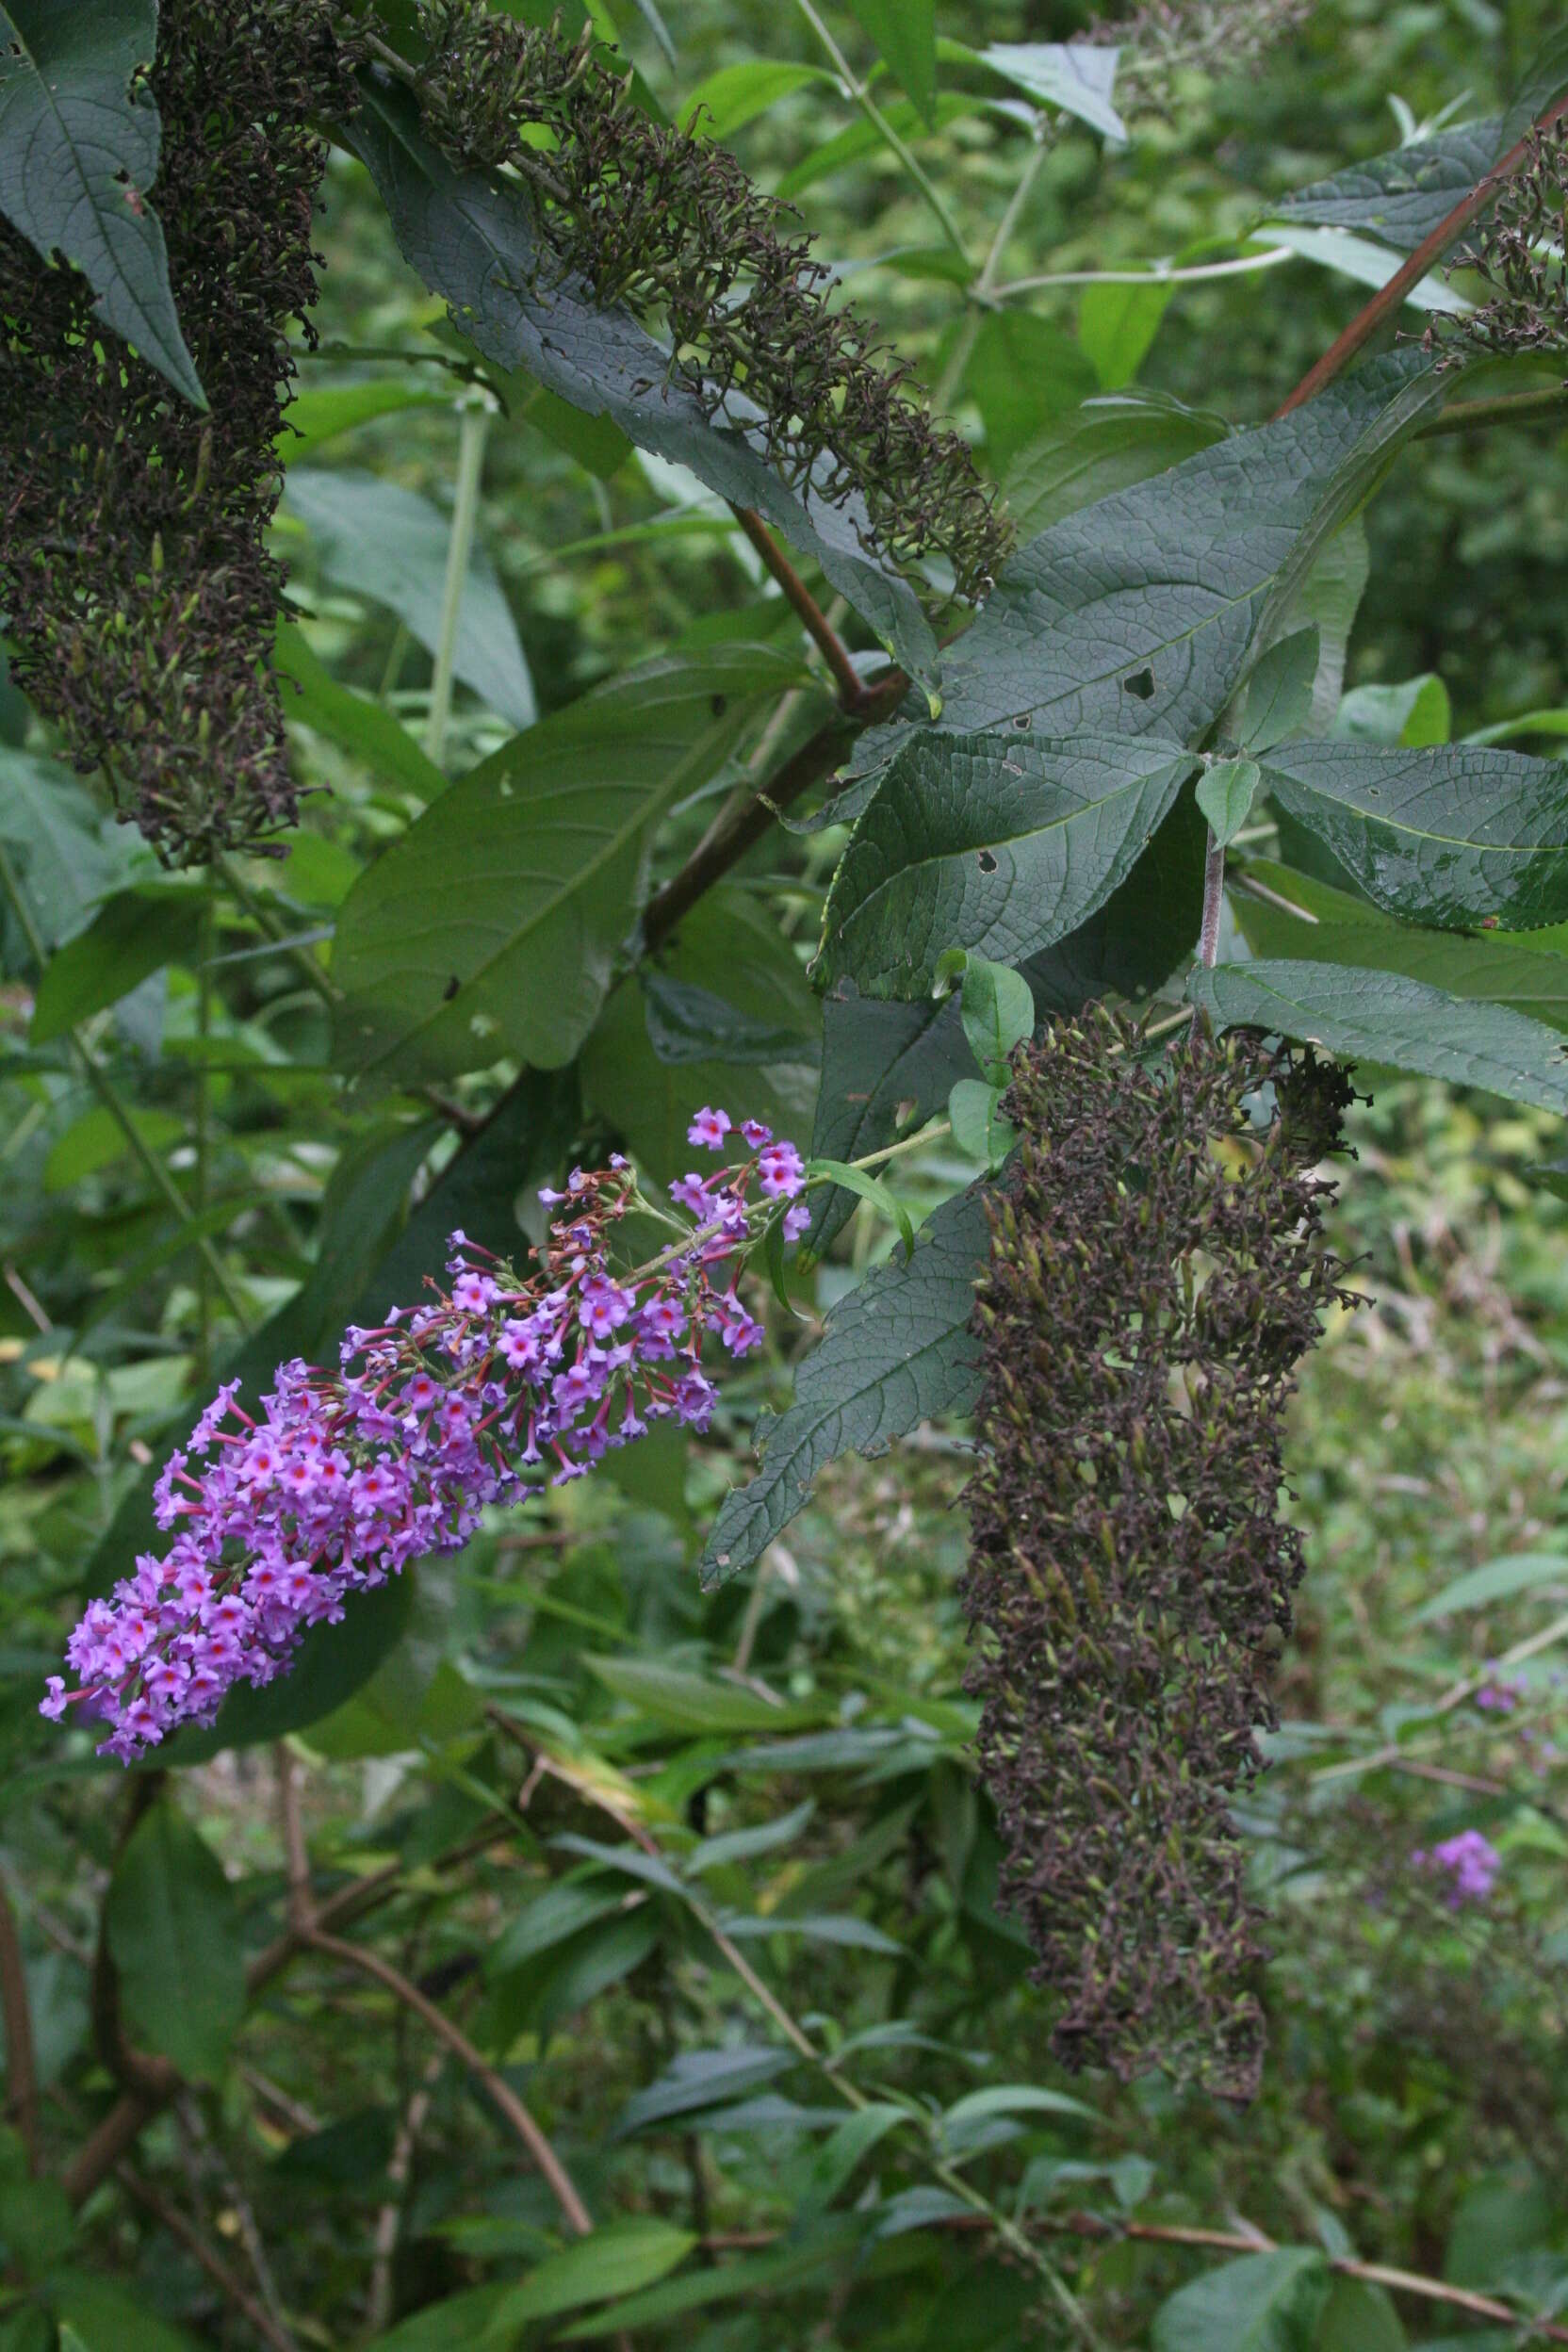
[44,1114,808,1761]
[1412,1830,1501,1907]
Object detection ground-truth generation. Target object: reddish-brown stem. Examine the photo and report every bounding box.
[1274,93,1568,418]
[115,2164,301,2352]
[0,1873,40,2172]
[729,506,879,714]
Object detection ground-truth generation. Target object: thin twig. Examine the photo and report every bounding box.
[175,2088,293,2343]
[366,2049,445,2335]
[729,508,875,714]
[1417,383,1568,436]
[1274,92,1568,417]
[0,1872,41,2171]
[114,2164,302,2352]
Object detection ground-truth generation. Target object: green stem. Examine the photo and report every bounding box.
[994,244,1296,299]
[1417,384,1568,437]
[426,396,495,769]
[792,0,970,267]
[0,843,252,1331]
[841,1119,953,1172]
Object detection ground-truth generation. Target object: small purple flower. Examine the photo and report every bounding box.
[758,1141,806,1200]
[669,1173,710,1215]
[1414,1828,1501,1907]
[741,1119,773,1148]
[688,1106,731,1152]
[783,1201,811,1244]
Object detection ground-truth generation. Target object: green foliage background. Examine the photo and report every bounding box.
[6,0,1568,2345]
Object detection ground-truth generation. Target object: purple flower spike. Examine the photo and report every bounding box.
[44,1119,811,1762]
[1415,1828,1501,1907]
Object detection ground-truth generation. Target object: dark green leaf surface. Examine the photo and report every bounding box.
[105,1803,246,2079]
[845,0,937,123]
[0,0,204,404]
[965,41,1126,141]
[641,971,819,1067]
[872,353,1438,759]
[339,78,941,691]
[700,1183,990,1586]
[1152,2248,1330,2352]
[30,889,202,1042]
[333,649,796,1086]
[1269,118,1500,253]
[274,622,448,802]
[1260,740,1568,928]
[1190,958,1568,1113]
[817,729,1194,995]
[284,467,536,730]
[1001,393,1228,540]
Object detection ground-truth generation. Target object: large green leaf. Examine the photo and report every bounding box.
[1001,394,1228,540]
[30,887,203,1042]
[104,1802,246,2080]
[1413,1546,1568,1625]
[274,622,448,803]
[1260,741,1568,929]
[964,312,1099,476]
[700,1183,989,1587]
[284,467,536,730]
[962,41,1126,142]
[337,77,941,691]
[867,352,1440,763]
[1232,857,1568,1030]
[816,729,1195,996]
[1152,2250,1331,2352]
[333,649,798,1086]
[555,2217,860,2339]
[1189,958,1568,1114]
[488,2220,698,2335]
[1269,118,1499,253]
[845,0,937,123]
[0,0,204,404]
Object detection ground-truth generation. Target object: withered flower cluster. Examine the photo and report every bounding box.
[0,0,360,863]
[1079,0,1315,105]
[403,1,1010,600]
[962,1012,1357,2099]
[1427,124,1568,369]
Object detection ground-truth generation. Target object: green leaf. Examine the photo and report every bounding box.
[0,0,204,405]
[0,749,121,949]
[1197,760,1262,849]
[952,954,1036,1083]
[681,59,838,140]
[947,1077,1015,1168]
[964,312,1099,476]
[612,2048,796,2139]
[30,889,203,1042]
[1271,518,1369,738]
[1254,222,1471,313]
[340,77,940,690]
[280,374,455,456]
[333,650,794,1086]
[845,0,937,124]
[1078,279,1172,389]
[687,1800,816,1874]
[1240,629,1320,755]
[878,352,1441,757]
[719,1911,903,1954]
[1189,959,1568,1115]
[641,972,819,1067]
[968,41,1126,141]
[555,2217,860,2337]
[366,2289,514,2352]
[1152,2250,1331,2352]
[1270,117,1500,253]
[1413,1547,1568,1624]
[581,884,819,1181]
[487,1882,629,1976]
[701,1183,989,1586]
[1313,2276,1406,2351]
[105,1802,246,2081]
[52,2279,201,2352]
[774,93,976,203]
[817,730,1194,997]
[584,1655,826,1733]
[1260,741,1568,929]
[1333,674,1451,747]
[0,2175,74,2277]
[284,467,536,730]
[806,1158,917,1256]
[42,1103,185,1193]
[1231,857,1568,1031]
[1002,393,1228,540]
[274,622,449,803]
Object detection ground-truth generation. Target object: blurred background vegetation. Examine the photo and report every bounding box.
[6,0,1568,2344]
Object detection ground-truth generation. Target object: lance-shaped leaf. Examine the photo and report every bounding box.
[1268,117,1500,253]
[1260,740,1568,929]
[337,76,940,692]
[859,351,1441,766]
[816,730,1195,998]
[1190,958,1568,1115]
[700,1184,989,1588]
[0,0,204,405]
[333,647,800,1086]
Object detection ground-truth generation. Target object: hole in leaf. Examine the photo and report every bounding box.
[1123,666,1156,701]
[977,848,999,874]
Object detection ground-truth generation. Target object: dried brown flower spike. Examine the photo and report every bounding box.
[962,1011,1357,2099]
[0,0,359,863]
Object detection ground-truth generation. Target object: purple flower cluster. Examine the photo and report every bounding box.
[1412,1828,1501,1907]
[44,1111,808,1762]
